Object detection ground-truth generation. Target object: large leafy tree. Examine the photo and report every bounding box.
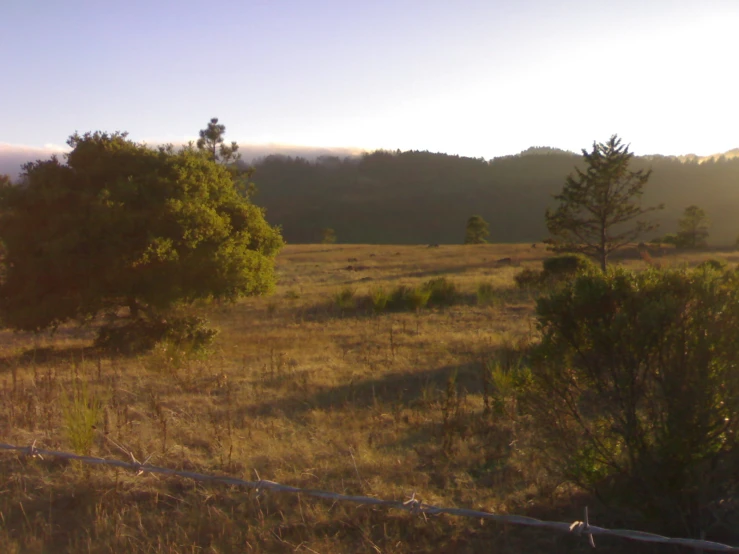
[676,205,710,248]
[545,135,662,271]
[0,131,283,333]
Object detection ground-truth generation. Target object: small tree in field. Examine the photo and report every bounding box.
[0,132,284,342]
[321,227,337,244]
[464,215,489,244]
[676,205,710,248]
[545,135,662,271]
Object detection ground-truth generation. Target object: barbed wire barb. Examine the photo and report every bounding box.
[1,441,738,553]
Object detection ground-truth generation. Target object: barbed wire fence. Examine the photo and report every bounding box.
[1,440,738,552]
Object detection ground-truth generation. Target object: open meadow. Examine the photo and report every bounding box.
[1,243,738,554]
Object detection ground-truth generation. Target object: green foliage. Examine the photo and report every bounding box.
[333,287,356,310]
[661,233,679,246]
[526,267,739,533]
[513,268,544,289]
[94,316,219,355]
[370,287,390,313]
[514,254,596,290]
[0,131,284,335]
[696,258,727,271]
[464,215,489,244]
[486,359,532,417]
[366,279,458,313]
[61,380,103,455]
[250,147,739,246]
[422,277,458,306]
[321,227,337,244]
[541,253,595,276]
[676,205,710,249]
[545,135,663,271]
[387,285,431,311]
[197,117,240,165]
[476,282,497,305]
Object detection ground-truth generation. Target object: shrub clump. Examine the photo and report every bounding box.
[476,282,497,305]
[513,268,544,289]
[422,277,459,306]
[94,316,218,355]
[387,285,431,311]
[541,253,596,277]
[333,287,356,311]
[525,266,739,535]
[696,258,728,272]
[515,254,596,290]
[370,287,390,313]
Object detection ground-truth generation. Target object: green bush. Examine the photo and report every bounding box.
[386,285,430,311]
[476,282,497,305]
[696,258,727,271]
[94,316,219,355]
[422,277,459,306]
[370,287,390,313]
[333,287,356,310]
[541,253,595,276]
[513,268,544,289]
[526,267,739,535]
[61,379,103,455]
[515,254,596,290]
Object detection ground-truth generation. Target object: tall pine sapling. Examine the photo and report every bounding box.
[545,135,663,271]
[197,117,240,164]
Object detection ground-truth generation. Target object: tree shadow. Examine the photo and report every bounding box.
[238,361,484,420]
[0,345,103,372]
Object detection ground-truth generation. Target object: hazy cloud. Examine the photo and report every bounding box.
[0,143,68,178]
[0,142,366,179]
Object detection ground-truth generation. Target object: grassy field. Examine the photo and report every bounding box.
[1,243,737,553]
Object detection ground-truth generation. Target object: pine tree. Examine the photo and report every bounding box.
[197,117,240,164]
[545,135,662,271]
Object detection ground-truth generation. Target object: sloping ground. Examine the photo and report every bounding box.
[1,244,736,553]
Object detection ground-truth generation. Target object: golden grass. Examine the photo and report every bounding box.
[0,243,736,553]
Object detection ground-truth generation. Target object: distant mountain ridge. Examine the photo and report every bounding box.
[3,141,739,246]
[677,148,739,163]
[250,148,739,246]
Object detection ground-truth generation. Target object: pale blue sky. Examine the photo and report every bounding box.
[1,0,737,160]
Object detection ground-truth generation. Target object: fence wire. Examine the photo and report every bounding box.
[1,441,738,552]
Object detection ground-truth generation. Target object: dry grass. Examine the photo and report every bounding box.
[0,243,736,553]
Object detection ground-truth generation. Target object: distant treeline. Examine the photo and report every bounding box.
[247,148,739,245]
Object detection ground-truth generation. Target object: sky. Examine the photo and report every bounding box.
[1,0,738,171]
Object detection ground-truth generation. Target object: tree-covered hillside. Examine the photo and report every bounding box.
[249,149,739,245]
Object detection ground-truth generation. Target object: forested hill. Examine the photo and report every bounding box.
[249,149,739,245]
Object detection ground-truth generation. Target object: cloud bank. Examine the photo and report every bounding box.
[0,143,68,178]
[0,142,366,179]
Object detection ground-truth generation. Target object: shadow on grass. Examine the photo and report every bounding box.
[0,345,105,372]
[240,361,484,419]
